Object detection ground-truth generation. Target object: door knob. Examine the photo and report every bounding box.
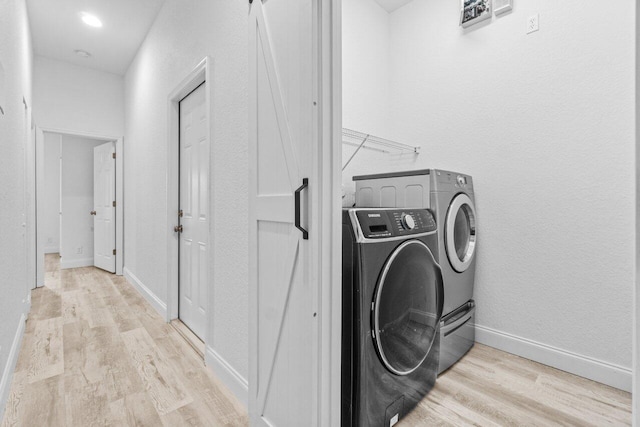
[90,210,97,216]
[174,225,183,233]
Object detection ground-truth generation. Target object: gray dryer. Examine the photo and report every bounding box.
[354,169,477,374]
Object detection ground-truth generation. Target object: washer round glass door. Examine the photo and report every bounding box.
[445,193,477,273]
[373,240,443,376]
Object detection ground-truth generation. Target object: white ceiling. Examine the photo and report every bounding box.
[373,0,415,13]
[27,0,165,75]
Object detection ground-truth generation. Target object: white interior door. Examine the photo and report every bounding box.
[35,126,44,287]
[178,82,209,340]
[249,0,317,425]
[93,141,116,273]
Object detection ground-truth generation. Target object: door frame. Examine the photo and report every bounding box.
[165,57,213,346]
[320,0,342,425]
[35,126,124,286]
[23,96,35,304]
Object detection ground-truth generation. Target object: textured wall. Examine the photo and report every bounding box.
[0,0,32,419]
[635,0,639,416]
[343,0,391,136]
[342,0,396,201]
[33,56,124,137]
[124,0,249,380]
[343,0,634,374]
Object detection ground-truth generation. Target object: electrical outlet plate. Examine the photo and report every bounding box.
[527,14,539,34]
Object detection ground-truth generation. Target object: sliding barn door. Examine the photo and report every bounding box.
[249,0,318,425]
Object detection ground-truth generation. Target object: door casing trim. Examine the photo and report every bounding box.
[166,57,213,351]
[35,126,124,281]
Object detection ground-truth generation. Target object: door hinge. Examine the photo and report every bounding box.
[112,201,116,207]
[112,249,116,255]
[112,152,116,159]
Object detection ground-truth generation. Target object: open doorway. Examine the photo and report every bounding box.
[35,129,124,286]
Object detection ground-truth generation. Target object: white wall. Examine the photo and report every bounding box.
[33,55,124,137]
[635,0,640,418]
[343,0,391,136]
[343,0,635,390]
[123,0,249,402]
[342,0,400,205]
[58,134,104,269]
[42,132,60,253]
[0,0,32,420]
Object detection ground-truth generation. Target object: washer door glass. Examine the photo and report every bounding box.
[373,240,442,376]
[445,194,477,273]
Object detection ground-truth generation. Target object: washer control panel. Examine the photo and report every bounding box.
[355,209,437,239]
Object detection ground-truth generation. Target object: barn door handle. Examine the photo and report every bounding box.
[295,178,309,240]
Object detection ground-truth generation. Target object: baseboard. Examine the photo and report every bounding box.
[123,267,167,319]
[475,324,632,392]
[0,314,26,422]
[44,247,59,254]
[205,346,248,408]
[60,257,93,269]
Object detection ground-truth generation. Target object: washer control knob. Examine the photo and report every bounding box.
[402,214,416,230]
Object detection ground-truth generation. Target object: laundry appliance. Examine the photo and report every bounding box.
[354,170,477,374]
[342,208,444,427]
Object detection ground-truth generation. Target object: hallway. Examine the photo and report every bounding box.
[0,255,248,427]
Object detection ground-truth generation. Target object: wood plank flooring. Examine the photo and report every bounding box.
[1,254,248,427]
[1,254,632,426]
[402,344,631,426]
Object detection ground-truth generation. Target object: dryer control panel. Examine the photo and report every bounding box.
[355,209,437,239]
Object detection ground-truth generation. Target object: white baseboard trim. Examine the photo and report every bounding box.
[0,313,27,422]
[475,324,632,392]
[205,346,248,408]
[44,247,59,254]
[123,267,167,318]
[60,257,93,269]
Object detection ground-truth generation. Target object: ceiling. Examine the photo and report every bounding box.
[26,0,165,75]
[373,0,414,13]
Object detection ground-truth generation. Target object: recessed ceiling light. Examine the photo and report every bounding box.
[74,49,92,58]
[80,12,102,28]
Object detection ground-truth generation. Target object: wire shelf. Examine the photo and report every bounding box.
[342,128,420,170]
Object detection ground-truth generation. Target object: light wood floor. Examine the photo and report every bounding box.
[1,255,632,426]
[1,254,248,427]
[401,345,631,426]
